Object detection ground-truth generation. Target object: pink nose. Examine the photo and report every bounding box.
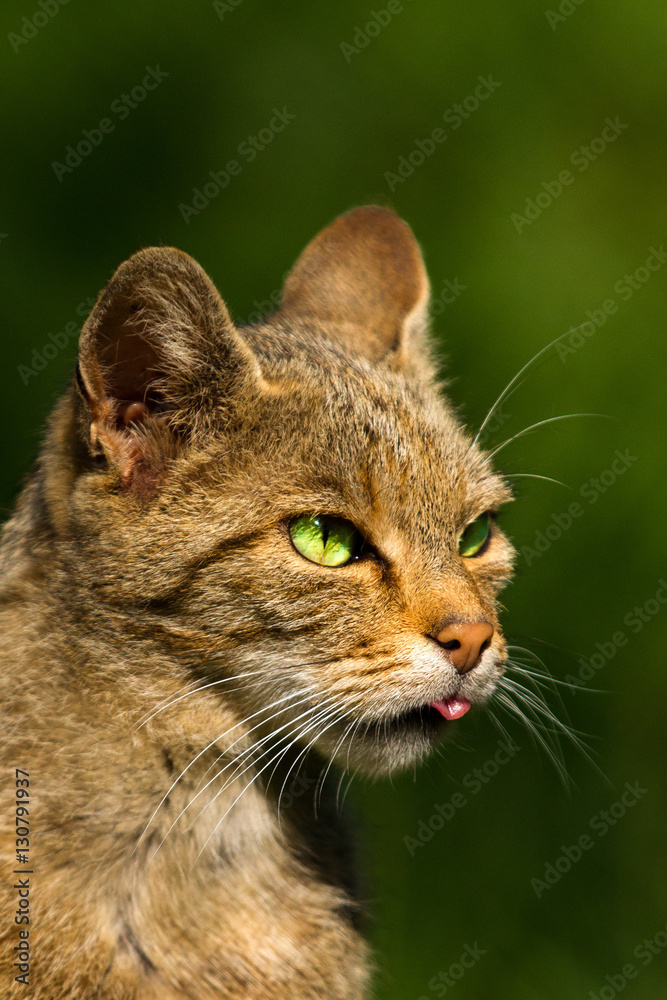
[434,621,494,674]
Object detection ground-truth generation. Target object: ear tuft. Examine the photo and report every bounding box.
[277,205,430,365]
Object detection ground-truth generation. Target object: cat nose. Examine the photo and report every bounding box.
[434,621,494,674]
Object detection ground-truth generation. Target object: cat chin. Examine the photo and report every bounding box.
[315,706,456,777]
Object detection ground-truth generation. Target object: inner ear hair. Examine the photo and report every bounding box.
[80,269,167,418]
[75,246,259,487]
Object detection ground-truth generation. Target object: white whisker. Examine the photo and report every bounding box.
[136,686,315,852]
[504,472,570,488]
[316,716,359,813]
[471,327,593,448]
[148,691,332,858]
[191,696,342,828]
[488,413,609,459]
[136,671,261,730]
[276,699,358,819]
[506,660,593,694]
[494,688,570,785]
[191,700,356,867]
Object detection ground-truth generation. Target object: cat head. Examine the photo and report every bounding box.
[69,206,515,775]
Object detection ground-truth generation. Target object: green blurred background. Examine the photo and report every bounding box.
[1,1,666,997]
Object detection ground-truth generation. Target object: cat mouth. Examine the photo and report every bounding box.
[322,694,476,773]
[390,696,472,732]
[429,695,471,721]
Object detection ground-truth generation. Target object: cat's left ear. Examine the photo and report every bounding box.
[77,247,261,487]
[276,205,431,368]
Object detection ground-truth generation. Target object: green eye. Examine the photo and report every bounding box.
[289,515,361,567]
[458,513,491,558]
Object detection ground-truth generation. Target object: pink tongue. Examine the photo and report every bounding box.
[430,696,471,721]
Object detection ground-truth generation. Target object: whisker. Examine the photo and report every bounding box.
[160,695,342,853]
[502,686,600,771]
[192,696,341,828]
[137,686,315,852]
[488,413,610,459]
[501,639,610,785]
[497,676,607,785]
[504,473,570,488]
[505,643,550,669]
[501,676,582,738]
[271,693,361,809]
[315,716,359,813]
[485,705,516,747]
[136,653,339,730]
[506,660,595,694]
[471,327,595,448]
[335,767,349,814]
[191,687,324,793]
[192,700,356,866]
[494,688,570,786]
[345,716,364,772]
[339,771,356,812]
[338,716,366,812]
[135,671,261,730]
[275,703,355,821]
[188,695,357,844]
[138,654,355,850]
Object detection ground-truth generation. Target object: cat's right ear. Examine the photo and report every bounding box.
[76,247,261,488]
[277,206,432,371]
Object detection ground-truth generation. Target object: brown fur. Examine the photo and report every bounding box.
[0,207,515,998]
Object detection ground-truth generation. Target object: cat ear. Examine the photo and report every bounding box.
[277,205,430,366]
[77,247,260,486]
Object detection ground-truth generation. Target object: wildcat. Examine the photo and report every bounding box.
[0,206,515,999]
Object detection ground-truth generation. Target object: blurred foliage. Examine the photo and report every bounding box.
[1,1,666,997]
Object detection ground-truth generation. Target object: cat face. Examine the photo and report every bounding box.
[71,207,515,776]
